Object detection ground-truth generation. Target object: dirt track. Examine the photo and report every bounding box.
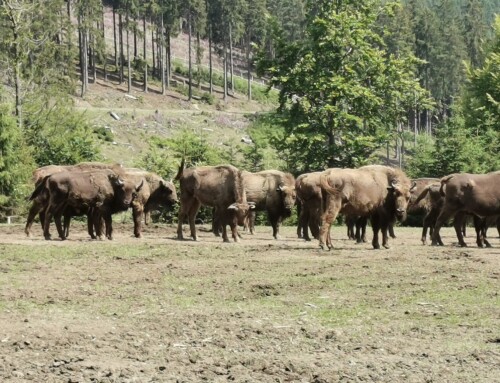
[0,222,499,382]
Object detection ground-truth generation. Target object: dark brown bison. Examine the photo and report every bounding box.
[432,171,500,247]
[295,172,322,241]
[319,165,415,250]
[122,169,178,238]
[25,162,122,237]
[241,170,296,239]
[32,169,143,240]
[175,160,254,243]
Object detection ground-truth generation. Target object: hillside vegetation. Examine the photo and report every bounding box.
[0,0,499,217]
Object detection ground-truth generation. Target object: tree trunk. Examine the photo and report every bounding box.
[127,6,131,93]
[229,23,234,94]
[188,12,192,101]
[113,5,118,70]
[223,39,228,101]
[246,31,252,101]
[166,28,171,88]
[143,16,147,92]
[119,12,124,83]
[161,16,166,95]
[208,23,213,94]
[102,7,108,82]
[151,18,156,78]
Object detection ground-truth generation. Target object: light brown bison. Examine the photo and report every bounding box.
[295,172,322,241]
[122,169,178,238]
[32,169,143,240]
[175,160,254,243]
[432,171,500,247]
[25,162,123,238]
[319,165,415,250]
[242,170,296,239]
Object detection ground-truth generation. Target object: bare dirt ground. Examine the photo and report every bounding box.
[0,222,499,382]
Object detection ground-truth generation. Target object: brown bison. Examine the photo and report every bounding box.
[242,170,296,239]
[319,165,415,250]
[31,169,143,240]
[295,172,322,241]
[175,160,254,243]
[122,169,178,238]
[432,171,500,247]
[25,162,123,238]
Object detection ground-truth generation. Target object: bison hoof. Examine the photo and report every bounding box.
[383,244,390,249]
[459,243,468,248]
[373,244,380,249]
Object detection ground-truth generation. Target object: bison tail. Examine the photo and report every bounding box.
[414,185,431,206]
[439,174,454,196]
[29,175,50,201]
[174,158,185,181]
[319,173,340,196]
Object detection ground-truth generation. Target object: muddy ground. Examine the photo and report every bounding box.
[0,222,498,382]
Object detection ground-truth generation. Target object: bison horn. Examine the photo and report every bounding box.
[136,179,145,191]
[117,177,124,186]
[248,202,256,209]
[228,203,238,211]
[410,181,417,191]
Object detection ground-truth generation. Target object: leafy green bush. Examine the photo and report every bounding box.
[93,126,114,142]
[24,105,102,166]
[0,104,35,216]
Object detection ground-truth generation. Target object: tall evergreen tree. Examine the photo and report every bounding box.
[261,0,429,171]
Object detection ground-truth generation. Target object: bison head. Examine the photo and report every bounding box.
[159,180,179,205]
[110,175,144,209]
[387,180,413,222]
[228,201,256,224]
[276,183,297,216]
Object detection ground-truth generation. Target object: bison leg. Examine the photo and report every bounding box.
[432,207,456,246]
[103,213,113,240]
[355,216,368,243]
[299,204,311,241]
[87,210,97,239]
[454,212,468,247]
[176,198,193,240]
[25,199,44,237]
[269,213,281,240]
[188,200,201,241]
[388,224,396,239]
[370,214,381,249]
[43,202,63,240]
[132,206,144,238]
[319,196,340,250]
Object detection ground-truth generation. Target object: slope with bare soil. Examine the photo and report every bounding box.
[0,223,498,382]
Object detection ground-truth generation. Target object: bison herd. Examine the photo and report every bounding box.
[24,161,500,249]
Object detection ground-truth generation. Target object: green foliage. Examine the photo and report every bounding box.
[93,126,114,142]
[23,104,102,166]
[0,103,35,215]
[260,0,430,172]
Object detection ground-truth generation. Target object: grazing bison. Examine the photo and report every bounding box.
[319,165,415,250]
[295,172,322,241]
[32,169,142,240]
[122,169,178,238]
[413,182,444,245]
[242,170,296,239]
[25,162,122,237]
[175,160,254,243]
[432,171,500,247]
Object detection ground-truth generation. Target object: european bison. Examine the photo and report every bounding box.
[295,172,322,241]
[432,171,500,247]
[32,169,143,240]
[175,160,254,243]
[25,162,122,238]
[242,170,296,239]
[319,165,415,250]
[122,169,178,238]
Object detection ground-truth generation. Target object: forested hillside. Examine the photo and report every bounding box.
[0,0,499,217]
